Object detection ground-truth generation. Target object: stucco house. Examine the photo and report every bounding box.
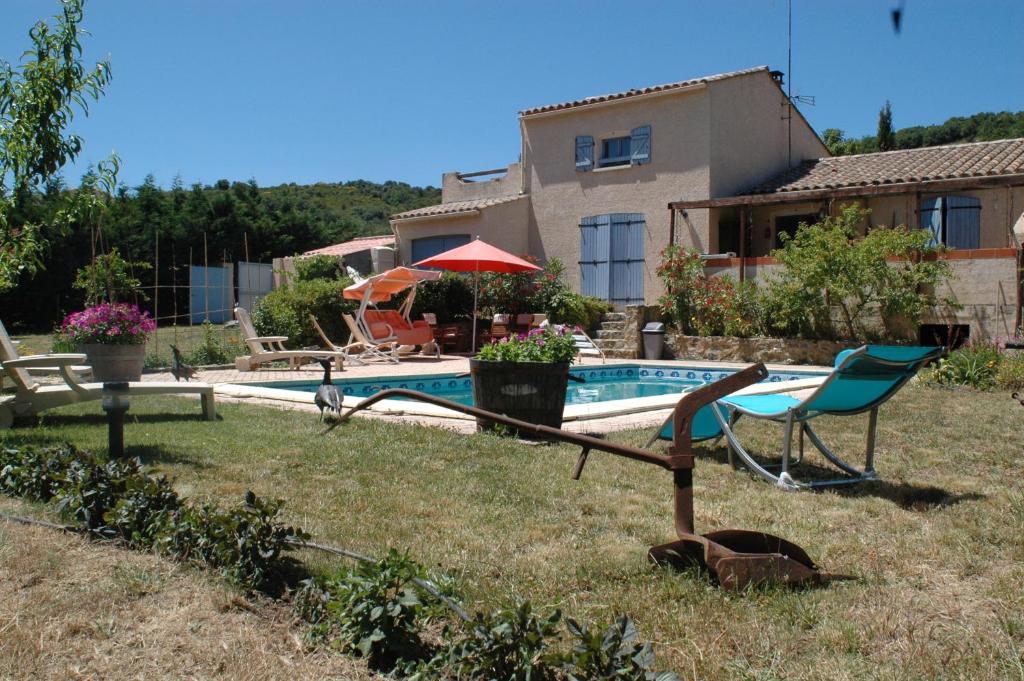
[390,66,1024,341]
[673,138,1024,341]
[391,66,825,307]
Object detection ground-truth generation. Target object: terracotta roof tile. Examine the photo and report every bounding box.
[302,235,394,257]
[390,194,525,221]
[746,138,1024,195]
[519,66,770,117]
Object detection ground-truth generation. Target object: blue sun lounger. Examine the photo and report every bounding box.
[649,346,945,490]
[711,345,944,490]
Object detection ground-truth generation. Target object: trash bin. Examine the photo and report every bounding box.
[642,322,666,360]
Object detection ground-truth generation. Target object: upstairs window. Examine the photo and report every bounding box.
[920,196,981,249]
[599,136,631,167]
[575,125,651,172]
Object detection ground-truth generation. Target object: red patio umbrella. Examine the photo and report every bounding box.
[414,238,540,351]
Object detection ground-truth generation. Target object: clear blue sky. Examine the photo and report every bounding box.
[3,0,1022,191]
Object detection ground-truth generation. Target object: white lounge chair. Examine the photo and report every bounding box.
[309,314,366,366]
[341,313,399,364]
[0,319,215,428]
[233,307,346,372]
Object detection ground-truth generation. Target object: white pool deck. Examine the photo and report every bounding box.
[140,354,831,436]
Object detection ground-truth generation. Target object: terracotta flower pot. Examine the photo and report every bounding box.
[80,344,146,383]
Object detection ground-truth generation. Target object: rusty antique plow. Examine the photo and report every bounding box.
[328,363,819,590]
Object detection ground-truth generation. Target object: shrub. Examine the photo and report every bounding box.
[479,264,539,317]
[759,278,833,340]
[656,246,757,337]
[54,456,148,532]
[926,341,1002,390]
[0,443,78,501]
[656,245,706,334]
[73,248,151,305]
[560,615,678,681]
[546,291,611,333]
[295,254,345,282]
[766,204,953,340]
[996,353,1024,391]
[253,277,355,347]
[184,320,239,365]
[419,600,562,680]
[158,491,308,591]
[0,444,306,593]
[410,273,475,323]
[300,550,435,670]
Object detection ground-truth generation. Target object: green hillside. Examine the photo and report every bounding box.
[1,177,441,330]
[823,110,1024,156]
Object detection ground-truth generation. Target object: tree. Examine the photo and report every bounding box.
[877,101,895,151]
[0,0,112,291]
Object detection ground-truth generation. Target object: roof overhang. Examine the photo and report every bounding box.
[519,83,707,120]
[390,209,481,225]
[669,173,1024,210]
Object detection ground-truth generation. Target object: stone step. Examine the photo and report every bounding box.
[593,338,627,350]
[603,350,637,359]
[601,312,627,322]
[596,329,625,340]
[597,321,625,331]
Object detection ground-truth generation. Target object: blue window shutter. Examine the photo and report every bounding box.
[630,125,651,165]
[920,197,942,246]
[609,213,645,305]
[580,215,610,298]
[575,135,594,172]
[945,196,981,249]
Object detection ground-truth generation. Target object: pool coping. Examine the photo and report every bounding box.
[215,361,828,422]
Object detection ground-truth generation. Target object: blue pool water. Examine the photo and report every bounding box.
[258,364,822,407]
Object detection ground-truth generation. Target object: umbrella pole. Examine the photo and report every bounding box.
[471,269,479,353]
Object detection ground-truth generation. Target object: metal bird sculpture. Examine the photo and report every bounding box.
[170,344,199,382]
[315,359,342,422]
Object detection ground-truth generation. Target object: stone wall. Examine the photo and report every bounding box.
[667,333,860,366]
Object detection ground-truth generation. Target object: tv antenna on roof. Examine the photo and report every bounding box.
[784,0,816,166]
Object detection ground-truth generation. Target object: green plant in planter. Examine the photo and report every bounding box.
[475,326,577,363]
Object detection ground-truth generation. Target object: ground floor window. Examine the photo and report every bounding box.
[410,234,470,264]
[774,213,821,249]
[579,213,644,306]
[920,196,981,249]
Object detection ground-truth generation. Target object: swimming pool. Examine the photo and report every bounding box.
[254,364,822,408]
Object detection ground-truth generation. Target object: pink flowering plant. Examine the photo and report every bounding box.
[60,303,156,346]
[475,325,577,363]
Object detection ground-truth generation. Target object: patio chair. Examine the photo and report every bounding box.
[341,313,400,364]
[708,345,945,490]
[0,319,215,428]
[423,314,465,354]
[309,314,365,366]
[489,314,513,342]
[233,307,345,372]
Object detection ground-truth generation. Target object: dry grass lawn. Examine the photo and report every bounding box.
[0,500,371,680]
[2,380,1024,679]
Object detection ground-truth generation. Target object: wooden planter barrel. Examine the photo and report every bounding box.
[470,359,570,434]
